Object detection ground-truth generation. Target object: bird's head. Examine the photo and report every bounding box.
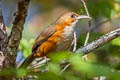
[56,12,91,28]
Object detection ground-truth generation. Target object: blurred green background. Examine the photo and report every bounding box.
[1,0,120,79]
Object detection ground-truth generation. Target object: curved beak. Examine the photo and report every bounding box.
[76,15,91,20]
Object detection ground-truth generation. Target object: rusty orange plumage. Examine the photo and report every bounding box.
[19,12,90,68]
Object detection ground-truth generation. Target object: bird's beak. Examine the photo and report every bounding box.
[76,15,91,20]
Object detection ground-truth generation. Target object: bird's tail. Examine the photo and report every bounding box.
[18,53,35,69]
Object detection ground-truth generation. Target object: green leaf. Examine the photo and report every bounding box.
[111,37,120,46]
[49,51,71,63]
[48,63,60,74]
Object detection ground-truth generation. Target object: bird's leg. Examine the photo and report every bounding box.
[44,56,49,63]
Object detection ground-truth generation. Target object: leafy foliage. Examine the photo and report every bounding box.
[19,38,35,58]
[14,53,120,80]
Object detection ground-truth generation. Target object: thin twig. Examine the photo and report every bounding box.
[80,0,91,62]
[59,64,70,75]
[84,30,90,46]
[80,0,91,46]
[80,0,90,17]
[73,31,77,52]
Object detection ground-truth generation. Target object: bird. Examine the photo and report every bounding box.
[19,12,90,68]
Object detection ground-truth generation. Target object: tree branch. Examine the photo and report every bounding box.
[8,0,31,64]
[0,7,7,69]
[76,27,120,54]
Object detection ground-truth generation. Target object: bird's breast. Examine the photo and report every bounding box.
[55,26,74,51]
[63,26,74,38]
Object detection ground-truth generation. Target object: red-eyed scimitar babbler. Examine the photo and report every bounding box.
[20,12,90,68]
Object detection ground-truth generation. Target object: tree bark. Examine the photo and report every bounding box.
[8,0,31,67]
[0,8,7,70]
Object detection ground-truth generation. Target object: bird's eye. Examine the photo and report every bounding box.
[71,14,75,18]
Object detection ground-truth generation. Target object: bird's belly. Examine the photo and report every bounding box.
[55,37,73,51]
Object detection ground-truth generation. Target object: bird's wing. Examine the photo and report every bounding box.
[32,24,57,53]
[19,24,56,68]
